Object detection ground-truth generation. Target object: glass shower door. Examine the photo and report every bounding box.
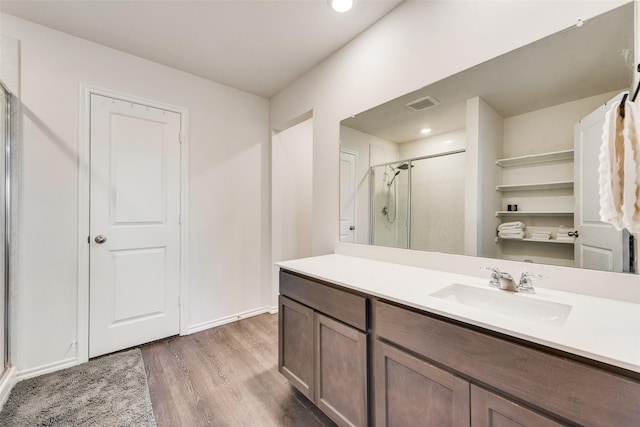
[0,81,11,369]
[410,152,466,254]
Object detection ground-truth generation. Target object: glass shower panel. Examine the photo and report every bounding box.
[410,152,465,254]
[371,162,409,248]
[0,86,6,368]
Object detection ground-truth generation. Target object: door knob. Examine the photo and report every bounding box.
[94,235,107,244]
[568,231,579,238]
[349,226,355,231]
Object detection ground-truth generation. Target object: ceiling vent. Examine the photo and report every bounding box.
[405,96,440,111]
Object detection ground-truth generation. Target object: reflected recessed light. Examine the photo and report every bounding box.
[420,128,432,134]
[330,0,353,12]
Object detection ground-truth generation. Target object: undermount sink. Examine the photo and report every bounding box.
[430,283,572,326]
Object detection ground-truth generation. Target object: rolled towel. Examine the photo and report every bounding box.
[498,221,525,231]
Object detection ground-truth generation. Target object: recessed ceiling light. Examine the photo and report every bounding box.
[330,0,353,13]
[420,128,432,134]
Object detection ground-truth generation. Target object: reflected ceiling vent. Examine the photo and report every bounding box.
[405,96,440,111]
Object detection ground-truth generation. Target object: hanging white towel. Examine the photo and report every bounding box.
[621,100,640,232]
[599,99,626,230]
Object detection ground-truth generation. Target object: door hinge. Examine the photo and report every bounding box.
[178,213,182,225]
[178,132,183,144]
[87,236,90,244]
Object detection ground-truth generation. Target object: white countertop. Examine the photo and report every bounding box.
[277,254,640,374]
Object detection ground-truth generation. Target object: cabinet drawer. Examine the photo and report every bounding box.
[375,300,640,426]
[280,270,367,331]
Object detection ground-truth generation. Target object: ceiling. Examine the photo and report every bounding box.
[342,2,635,143]
[0,0,403,98]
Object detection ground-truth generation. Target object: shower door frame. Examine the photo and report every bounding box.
[1,80,14,369]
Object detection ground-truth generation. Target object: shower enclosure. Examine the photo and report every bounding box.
[370,150,466,253]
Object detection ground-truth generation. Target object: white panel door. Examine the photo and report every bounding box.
[574,94,625,272]
[90,94,181,358]
[339,151,356,242]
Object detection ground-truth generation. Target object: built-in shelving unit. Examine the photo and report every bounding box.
[495,149,574,167]
[495,211,574,217]
[495,181,574,192]
[495,149,576,263]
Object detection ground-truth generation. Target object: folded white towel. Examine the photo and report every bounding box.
[599,98,626,230]
[530,231,551,236]
[498,231,524,239]
[557,225,573,233]
[499,228,525,234]
[530,235,550,241]
[498,221,525,231]
[556,236,575,242]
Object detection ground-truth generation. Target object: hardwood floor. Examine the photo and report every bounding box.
[140,313,336,427]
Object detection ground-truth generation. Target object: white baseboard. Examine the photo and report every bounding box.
[184,306,274,335]
[0,367,17,410]
[17,357,77,381]
[268,306,278,314]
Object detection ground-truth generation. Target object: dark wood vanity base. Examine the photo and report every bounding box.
[278,269,640,426]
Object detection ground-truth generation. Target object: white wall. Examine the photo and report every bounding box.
[503,90,621,157]
[270,0,625,259]
[272,118,313,307]
[1,14,270,375]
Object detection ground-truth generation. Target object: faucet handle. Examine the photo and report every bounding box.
[480,267,501,287]
[518,272,547,293]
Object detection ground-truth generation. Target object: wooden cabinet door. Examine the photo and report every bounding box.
[315,313,367,427]
[374,340,470,427]
[279,296,314,399]
[471,385,564,427]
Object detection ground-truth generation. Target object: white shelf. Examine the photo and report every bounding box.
[496,181,573,192]
[498,237,575,245]
[496,150,574,167]
[495,211,574,217]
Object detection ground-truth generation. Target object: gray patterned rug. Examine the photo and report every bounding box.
[0,348,156,426]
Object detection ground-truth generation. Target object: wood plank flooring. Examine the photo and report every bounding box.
[140,313,336,427]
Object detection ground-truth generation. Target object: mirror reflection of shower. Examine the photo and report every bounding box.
[370,150,465,252]
[382,162,412,223]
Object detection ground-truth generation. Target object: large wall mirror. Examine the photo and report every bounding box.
[339,3,636,273]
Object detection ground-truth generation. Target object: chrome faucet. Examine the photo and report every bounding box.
[482,268,546,293]
[482,267,517,292]
[517,272,547,294]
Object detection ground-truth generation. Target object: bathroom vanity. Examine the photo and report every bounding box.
[277,255,640,427]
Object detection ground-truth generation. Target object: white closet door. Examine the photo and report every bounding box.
[89,94,181,358]
[339,151,357,243]
[574,94,625,272]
